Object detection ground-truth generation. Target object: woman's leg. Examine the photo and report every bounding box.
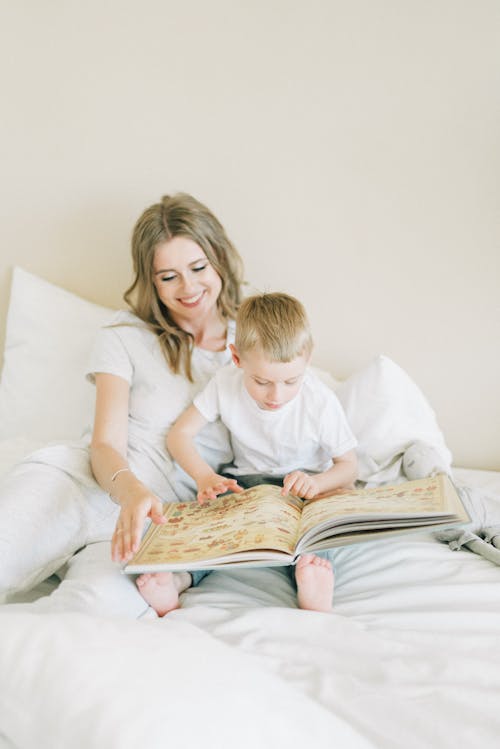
[0,459,194,618]
[3,541,154,618]
[0,462,99,599]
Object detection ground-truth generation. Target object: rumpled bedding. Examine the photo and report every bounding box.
[1,438,500,749]
[1,470,500,748]
[436,483,500,564]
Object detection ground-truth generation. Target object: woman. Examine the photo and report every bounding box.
[0,193,244,617]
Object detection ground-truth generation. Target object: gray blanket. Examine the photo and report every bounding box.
[434,485,500,565]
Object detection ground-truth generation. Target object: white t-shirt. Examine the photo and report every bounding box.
[19,311,235,509]
[193,364,357,477]
[84,311,235,500]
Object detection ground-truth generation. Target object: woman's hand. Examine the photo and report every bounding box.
[111,490,166,563]
[196,473,243,505]
[281,471,320,500]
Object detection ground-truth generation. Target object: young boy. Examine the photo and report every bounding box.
[139,293,357,614]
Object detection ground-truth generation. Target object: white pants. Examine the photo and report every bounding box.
[4,541,152,618]
[0,461,151,617]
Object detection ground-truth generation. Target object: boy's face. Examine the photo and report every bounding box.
[230,345,309,411]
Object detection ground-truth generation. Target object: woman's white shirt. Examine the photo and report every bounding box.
[20,311,234,504]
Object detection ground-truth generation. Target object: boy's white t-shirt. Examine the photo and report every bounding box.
[193,364,357,477]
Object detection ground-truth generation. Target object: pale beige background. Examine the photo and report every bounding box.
[0,1,498,469]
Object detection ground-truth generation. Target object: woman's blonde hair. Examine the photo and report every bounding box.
[235,293,313,361]
[124,193,244,380]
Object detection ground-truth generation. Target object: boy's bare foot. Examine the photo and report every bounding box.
[136,572,183,617]
[295,554,334,612]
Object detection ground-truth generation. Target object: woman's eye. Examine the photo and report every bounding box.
[161,275,176,283]
[192,265,207,273]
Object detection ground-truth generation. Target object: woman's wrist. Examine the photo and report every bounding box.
[110,467,131,483]
[108,468,148,506]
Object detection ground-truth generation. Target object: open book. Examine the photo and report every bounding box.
[123,474,469,573]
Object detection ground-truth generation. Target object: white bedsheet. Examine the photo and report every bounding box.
[1,456,500,749]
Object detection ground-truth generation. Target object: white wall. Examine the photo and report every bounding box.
[1,1,498,469]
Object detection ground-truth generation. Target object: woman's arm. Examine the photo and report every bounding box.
[90,373,166,562]
[167,405,242,503]
[282,449,358,500]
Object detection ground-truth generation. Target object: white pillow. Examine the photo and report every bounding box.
[0,268,115,442]
[334,354,452,484]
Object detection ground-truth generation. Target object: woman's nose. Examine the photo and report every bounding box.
[179,274,195,292]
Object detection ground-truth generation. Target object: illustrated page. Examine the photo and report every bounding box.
[130,485,303,566]
[298,476,449,539]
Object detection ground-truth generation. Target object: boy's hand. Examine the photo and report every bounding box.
[281,471,320,500]
[196,473,243,505]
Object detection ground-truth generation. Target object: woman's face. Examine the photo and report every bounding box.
[153,237,222,325]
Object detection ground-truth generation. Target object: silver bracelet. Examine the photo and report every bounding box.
[110,467,130,483]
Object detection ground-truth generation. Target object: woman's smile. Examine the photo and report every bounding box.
[177,290,206,307]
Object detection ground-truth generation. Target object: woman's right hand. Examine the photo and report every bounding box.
[111,490,166,563]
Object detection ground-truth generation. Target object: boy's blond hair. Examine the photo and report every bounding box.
[235,293,313,362]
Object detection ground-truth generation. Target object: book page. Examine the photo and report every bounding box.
[129,485,302,568]
[298,475,452,539]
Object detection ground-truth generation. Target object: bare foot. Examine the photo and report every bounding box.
[295,554,334,612]
[136,572,181,617]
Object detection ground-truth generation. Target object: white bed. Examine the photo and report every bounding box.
[1,269,499,749]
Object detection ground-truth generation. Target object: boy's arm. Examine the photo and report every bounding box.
[167,405,213,481]
[167,405,242,503]
[282,449,358,499]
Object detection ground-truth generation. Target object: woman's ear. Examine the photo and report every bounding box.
[229,344,242,367]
